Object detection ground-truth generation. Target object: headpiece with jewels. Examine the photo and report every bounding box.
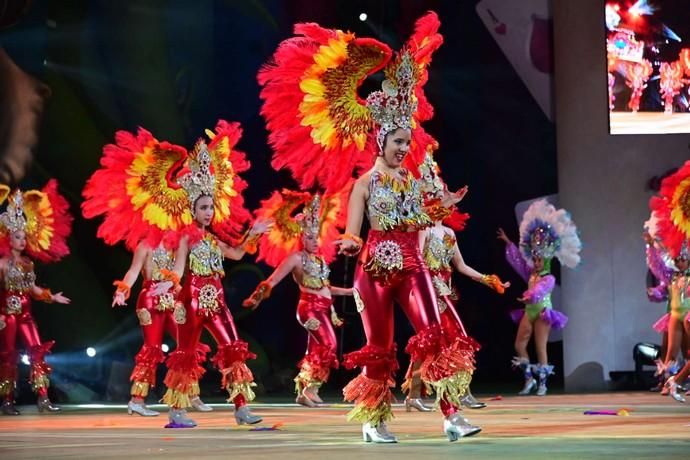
[0,180,72,263]
[299,194,322,238]
[82,120,251,251]
[0,190,27,233]
[178,140,215,211]
[519,199,581,269]
[258,11,443,191]
[366,51,419,151]
[650,159,690,259]
[253,184,351,267]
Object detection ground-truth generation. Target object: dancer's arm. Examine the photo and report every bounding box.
[452,239,509,293]
[242,253,298,309]
[498,228,530,282]
[112,243,147,307]
[219,219,272,261]
[336,176,367,256]
[329,286,353,296]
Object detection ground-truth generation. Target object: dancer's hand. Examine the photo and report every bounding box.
[496,228,511,244]
[330,307,344,327]
[442,186,468,207]
[250,218,273,236]
[642,231,654,245]
[112,291,127,307]
[335,233,362,256]
[150,281,173,297]
[242,281,271,310]
[517,295,528,303]
[52,292,71,304]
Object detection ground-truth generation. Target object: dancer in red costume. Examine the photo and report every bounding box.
[159,122,270,428]
[82,128,212,417]
[243,192,351,407]
[403,153,509,412]
[259,11,481,443]
[0,181,72,415]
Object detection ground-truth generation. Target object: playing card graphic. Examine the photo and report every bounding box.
[476,0,554,120]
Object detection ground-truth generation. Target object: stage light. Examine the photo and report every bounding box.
[162,344,170,353]
[359,13,367,22]
[21,354,30,365]
[86,347,97,358]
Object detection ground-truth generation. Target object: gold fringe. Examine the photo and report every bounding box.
[0,379,15,397]
[161,383,200,409]
[226,382,257,403]
[294,371,323,395]
[346,403,394,425]
[431,371,472,408]
[31,375,50,392]
[131,381,150,398]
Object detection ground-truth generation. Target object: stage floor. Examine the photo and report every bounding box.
[0,392,688,459]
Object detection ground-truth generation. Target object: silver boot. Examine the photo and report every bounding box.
[443,413,481,441]
[234,405,262,425]
[404,397,433,412]
[535,364,554,396]
[665,377,686,403]
[190,396,213,412]
[461,390,486,409]
[513,357,536,395]
[37,396,61,413]
[1,400,20,416]
[165,408,197,428]
[127,399,159,416]
[362,422,398,443]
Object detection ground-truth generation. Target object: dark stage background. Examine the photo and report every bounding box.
[0,0,557,402]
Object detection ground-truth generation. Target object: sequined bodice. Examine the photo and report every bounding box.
[367,169,431,231]
[300,252,330,290]
[527,273,552,308]
[151,246,175,281]
[188,234,224,277]
[424,232,455,273]
[671,272,690,311]
[4,258,36,293]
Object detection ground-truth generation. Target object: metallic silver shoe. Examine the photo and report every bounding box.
[37,396,61,413]
[665,377,686,403]
[190,396,213,412]
[303,384,323,404]
[234,405,262,425]
[127,400,159,416]
[461,392,486,409]
[405,397,433,412]
[362,422,398,443]
[518,377,537,395]
[443,413,481,442]
[165,408,197,428]
[296,392,318,408]
[1,400,20,415]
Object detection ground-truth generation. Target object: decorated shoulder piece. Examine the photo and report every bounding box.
[519,199,581,271]
[82,127,189,251]
[258,12,444,192]
[177,120,252,246]
[0,180,73,263]
[254,184,350,267]
[650,160,690,259]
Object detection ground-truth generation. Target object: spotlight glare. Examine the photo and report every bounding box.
[21,354,30,365]
[86,347,96,358]
[359,13,367,22]
[162,344,170,353]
